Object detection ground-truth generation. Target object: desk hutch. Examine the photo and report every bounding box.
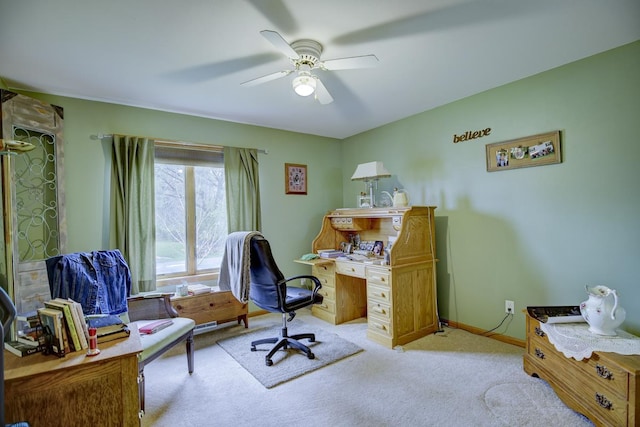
[298,206,438,348]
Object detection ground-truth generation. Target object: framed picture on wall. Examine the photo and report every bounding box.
[285,163,307,195]
[486,130,561,172]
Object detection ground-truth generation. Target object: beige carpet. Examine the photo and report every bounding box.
[141,310,594,427]
[217,319,363,388]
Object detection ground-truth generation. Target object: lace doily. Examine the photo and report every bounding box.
[539,322,640,361]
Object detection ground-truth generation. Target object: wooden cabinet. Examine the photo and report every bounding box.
[4,329,143,427]
[171,290,248,328]
[304,206,438,348]
[524,313,640,427]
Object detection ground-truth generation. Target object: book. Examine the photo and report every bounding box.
[187,284,211,295]
[97,325,131,343]
[87,314,126,335]
[17,325,44,346]
[67,299,90,349]
[17,310,39,324]
[17,335,41,347]
[37,307,66,357]
[4,340,45,357]
[139,319,173,334]
[54,298,88,350]
[45,299,82,352]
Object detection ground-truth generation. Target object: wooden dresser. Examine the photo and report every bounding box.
[4,328,143,427]
[523,313,640,426]
[300,206,438,348]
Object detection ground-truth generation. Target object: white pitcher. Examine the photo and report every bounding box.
[579,285,626,336]
[392,188,409,207]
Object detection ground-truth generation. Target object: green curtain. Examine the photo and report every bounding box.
[109,135,156,294]
[224,147,261,232]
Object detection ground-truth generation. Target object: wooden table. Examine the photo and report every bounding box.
[4,328,142,427]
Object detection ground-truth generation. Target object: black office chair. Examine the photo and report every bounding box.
[248,235,323,366]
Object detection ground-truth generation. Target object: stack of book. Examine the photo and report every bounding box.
[86,315,131,343]
[318,250,343,259]
[37,298,90,357]
[4,310,48,357]
[16,310,44,345]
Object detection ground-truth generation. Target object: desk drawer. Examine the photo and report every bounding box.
[317,285,335,302]
[366,267,391,287]
[335,261,366,278]
[368,300,391,321]
[368,315,392,338]
[314,273,335,289]
[313,262,335,276]
[367,283,391,304]
[314,298,336,315]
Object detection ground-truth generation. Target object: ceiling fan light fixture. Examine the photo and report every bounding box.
[292,72,316,97]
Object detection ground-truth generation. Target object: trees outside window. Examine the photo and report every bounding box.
[154,144,226,282]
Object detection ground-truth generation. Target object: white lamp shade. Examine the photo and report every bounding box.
[292,74,316,96]
[351,161,391,180]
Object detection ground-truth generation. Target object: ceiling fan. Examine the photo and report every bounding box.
[241,30,379,105]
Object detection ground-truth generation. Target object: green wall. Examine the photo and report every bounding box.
[4,41,638,340]
[0,93,344,279]
[342,41,640,338]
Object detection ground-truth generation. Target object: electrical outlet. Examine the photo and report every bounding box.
[505,300,515,314]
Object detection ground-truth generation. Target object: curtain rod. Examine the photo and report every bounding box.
[90,133,268,154]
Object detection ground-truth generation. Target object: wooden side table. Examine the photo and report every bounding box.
[4,328,143,427]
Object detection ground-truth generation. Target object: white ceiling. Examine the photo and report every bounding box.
[1,0,639,139]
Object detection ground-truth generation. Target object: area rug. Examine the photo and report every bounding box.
[217,319,363,388]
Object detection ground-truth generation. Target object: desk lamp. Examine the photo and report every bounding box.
[351,161,391,208]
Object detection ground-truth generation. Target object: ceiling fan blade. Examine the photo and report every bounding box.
[260,30,299,59]
[240,70,292,87]
[322,54,379,71]
[314,78,334,105]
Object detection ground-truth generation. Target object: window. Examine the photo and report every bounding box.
[154,142,227,285]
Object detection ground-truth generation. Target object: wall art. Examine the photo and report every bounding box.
[285,163,307,194]
[486,130,561,172]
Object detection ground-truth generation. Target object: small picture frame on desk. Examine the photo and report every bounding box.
[373,241,384,256]
[285,163,307,195]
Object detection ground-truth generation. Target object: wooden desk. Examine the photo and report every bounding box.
[298,206,438,348]
[4,328,143,427]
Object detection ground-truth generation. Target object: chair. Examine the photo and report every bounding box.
[46,250,195,412]
[248,235,323,366]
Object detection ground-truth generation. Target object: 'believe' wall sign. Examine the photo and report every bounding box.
[453,127,491,143]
